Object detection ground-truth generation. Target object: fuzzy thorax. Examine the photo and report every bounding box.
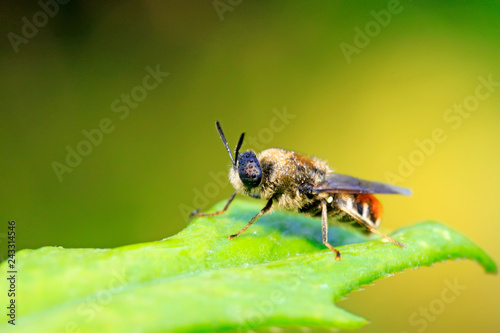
[229,148,331,211]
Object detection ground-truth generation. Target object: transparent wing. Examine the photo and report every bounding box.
[313,173,412,196]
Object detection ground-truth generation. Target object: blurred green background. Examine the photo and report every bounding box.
[1,0,499,332]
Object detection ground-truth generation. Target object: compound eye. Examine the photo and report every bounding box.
[237,151,262,188]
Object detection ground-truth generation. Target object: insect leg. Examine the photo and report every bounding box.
[335,195,405,248]
[321,199,342,260]
[228,198,273,239]
[190,192,237,218]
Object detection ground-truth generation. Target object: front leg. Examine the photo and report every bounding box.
[190,192,237,218]
[229,198,274,239]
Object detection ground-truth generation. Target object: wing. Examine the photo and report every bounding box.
[313,173,412,196]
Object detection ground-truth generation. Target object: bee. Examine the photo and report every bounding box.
[191,121,411,260]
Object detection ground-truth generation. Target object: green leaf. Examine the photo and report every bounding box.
[2,199,496,332]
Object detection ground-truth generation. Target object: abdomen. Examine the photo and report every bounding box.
[299,193,383,230]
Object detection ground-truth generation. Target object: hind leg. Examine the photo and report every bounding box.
[335,193,405,248]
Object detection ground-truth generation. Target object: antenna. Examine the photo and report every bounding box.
[234,132,245,163]
[215,121,237,165]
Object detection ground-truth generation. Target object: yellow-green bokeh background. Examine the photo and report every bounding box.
[1,1,499,332]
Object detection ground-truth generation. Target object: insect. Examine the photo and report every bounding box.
[191,121,411,260]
